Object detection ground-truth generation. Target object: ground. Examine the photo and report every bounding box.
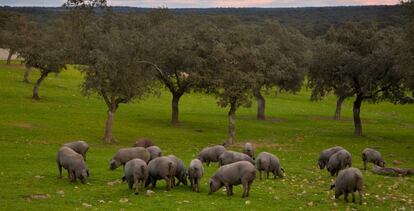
[0,62,413,210]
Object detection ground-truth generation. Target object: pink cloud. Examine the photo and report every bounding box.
[105,0,399,7]
[213,0,274,7]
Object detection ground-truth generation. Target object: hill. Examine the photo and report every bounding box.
[0,5,405,36]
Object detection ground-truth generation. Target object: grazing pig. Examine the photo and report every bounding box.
[109,147,150,170]
[208,161,256,198]
[145,157,176,191]
[362,148,385,170]
[242,142,255,159]
[167,155,188,186]
[188,159,204,192]
[122,159,148,195]
[63,140,89,161]
[327,149,352,176]
[197,145,226,166]
[218,151,255,166]
[255,152,284,179]
[318,146,344,169]
[56,146,89,183]
[330,167,363,205]
[147,146,162,161]
[133,138,154,148]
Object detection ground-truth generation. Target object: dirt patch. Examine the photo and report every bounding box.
[24,194,50,202]
[400,123,414,129]
[266,117,287,123]
[8,122,36,129]
[232,142,286,149]
[306,115,353,122]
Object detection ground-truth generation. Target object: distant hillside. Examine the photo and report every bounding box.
[0,5,405,37]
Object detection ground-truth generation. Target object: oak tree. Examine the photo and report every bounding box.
[76,12,156,143]
[252,21,308,120]
[309,23,411,136]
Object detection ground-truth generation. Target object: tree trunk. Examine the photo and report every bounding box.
[254,89,266,120]
[104,107,116,143]
[6,49,14,65]
[353,94,364,137]
[171,93,182,125]
[225,100,237,146]
[23,64,31,83]
[32,71,49,100]
[333,95,346,121]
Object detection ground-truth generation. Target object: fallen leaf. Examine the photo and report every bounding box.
[27,194,50,201]
[107,180,122,186]
[119,198,128,203]
[82,203,92,208]
[146,190,155,197]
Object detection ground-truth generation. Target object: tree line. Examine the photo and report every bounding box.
[0,0,413,144]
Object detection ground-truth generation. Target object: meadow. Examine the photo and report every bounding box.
[0,62,413,210]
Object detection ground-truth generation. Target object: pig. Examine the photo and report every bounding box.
[327,149,352,176]
[188,159,204,192]
[208,161,256,198]
[109,147,150,170]
[147,146,162,161]
[255,152,284,179]
[145,156,176,191]
[56,146,89,183]
[167,155,188,186]
[133,138,154,148]
[63,140,89,161]
[197,145,226,166]
[362,148,385,170]
[122,158,148,195]
[218,151,255,166]
[242,142,255,159]
[318,146,344,169]
[330,167,364,205]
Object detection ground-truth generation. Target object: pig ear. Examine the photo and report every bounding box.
[122,176,126,182]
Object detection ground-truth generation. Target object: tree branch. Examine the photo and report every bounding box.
[137,60,176,93]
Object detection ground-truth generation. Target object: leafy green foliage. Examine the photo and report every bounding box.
[253,21,308,93]
[69,12,156,142]
[309,23,412,136]
[0,11,33,60]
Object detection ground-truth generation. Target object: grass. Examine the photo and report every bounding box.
[0,61,413,210]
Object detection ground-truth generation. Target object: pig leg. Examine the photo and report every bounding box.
[58,164,62,178]
[358,190,363,205]
[164,176,171,191]
[225,184,231,196]
[344,192,349,203]
[352,192,355,203]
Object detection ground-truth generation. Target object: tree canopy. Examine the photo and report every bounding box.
[140,10,216,125]
[251,20,309,120]
[73,11,156,142]
[309,23,412,136]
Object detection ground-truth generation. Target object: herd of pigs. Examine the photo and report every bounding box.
[56,139,391,205]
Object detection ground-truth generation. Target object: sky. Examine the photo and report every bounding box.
[0,0,399,8]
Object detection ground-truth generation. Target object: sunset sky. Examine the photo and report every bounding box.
[0,0,399,7]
